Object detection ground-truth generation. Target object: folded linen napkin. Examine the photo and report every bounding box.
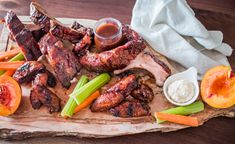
[131,0,233,78]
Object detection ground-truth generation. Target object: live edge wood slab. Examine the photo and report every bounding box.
[0,17,235,140]
[0,0,235,144]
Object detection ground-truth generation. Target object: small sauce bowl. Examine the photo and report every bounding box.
[163,67,199,106]
[94,17,122,51]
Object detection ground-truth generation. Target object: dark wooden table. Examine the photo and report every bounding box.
[0,0,235,144]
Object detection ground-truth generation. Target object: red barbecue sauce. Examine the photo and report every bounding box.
[95,23,122,51]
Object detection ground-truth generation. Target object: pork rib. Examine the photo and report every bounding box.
[91,74,138,112]
[114,51,171,86]
[80,25,146,72]
[5,11,42,61]
[30,2,52,33]
[39,34,81,89]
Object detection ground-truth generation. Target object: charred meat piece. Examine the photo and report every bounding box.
[80,25,145,72]
[30,85,60,113]
[25,24,46,42]
[50,20,86,43]
[5,11,42,61]
[91,75,138,112]
[131,84,154,103]
[30,2,51,33]
[114,51,171,86]
[13,61,45,84]
[39,34,81,88]
[110,99,150,118]
[32,70,56,87]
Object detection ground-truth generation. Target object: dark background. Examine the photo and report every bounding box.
[0,0,235,143]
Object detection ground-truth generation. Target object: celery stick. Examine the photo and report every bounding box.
[0,52,25,75]
[70,73,110,105]
[61,75,89,117]
[156,101,204,123]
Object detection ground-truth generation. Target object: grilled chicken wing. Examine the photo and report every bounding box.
[131,84,154,103]
[110,99,150,118]
[30,85,60,113]
[13,61,45,84]
[91,74,138,112]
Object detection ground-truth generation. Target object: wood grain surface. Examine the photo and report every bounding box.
[0,0,235,144]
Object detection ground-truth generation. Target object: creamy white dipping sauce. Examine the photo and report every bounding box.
[167,79,195,103]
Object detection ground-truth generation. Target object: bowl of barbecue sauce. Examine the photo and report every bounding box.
[94,18,122,51]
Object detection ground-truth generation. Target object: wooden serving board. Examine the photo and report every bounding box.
[0,17,234,140]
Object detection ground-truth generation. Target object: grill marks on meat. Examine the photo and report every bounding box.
[131,84,154,103]
[30,72,60,113]
[91,75,138,112]
[39,34,81,88]
[5,11,42,61]
[50,20,85,43]
[30,85,60,113]
[13,61,45,84]
[110,100,150,118]
[30,2,51,33]
[80,25,146,72]
[13,61,57,87]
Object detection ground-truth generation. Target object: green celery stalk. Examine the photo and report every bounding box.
[156,101,204,123]
[61,75,89,117]
[66,73,110,113]
[0,52,25,75]
[71,73,110,105]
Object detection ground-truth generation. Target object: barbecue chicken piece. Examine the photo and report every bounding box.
[114,51,171,86]
[110,99,150,118]
[91,74,138,112]
[79,25,146,72]
[39,34,81,89]
[5,11,42,61]
[13,61,45,84]
[30,85,60,113]
[131,84,154,103]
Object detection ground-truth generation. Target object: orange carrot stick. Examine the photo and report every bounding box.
[63,91,100,119]
[155,112,199,127]
[0,48,21,61]
[0,61,24,70]
[2,70,15,76]
[74,91,100,114]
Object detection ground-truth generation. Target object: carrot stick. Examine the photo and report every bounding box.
[155,112,199,127]
[74,91,100,114]
[0,61,24,70]
[0,48,21,61]
[63,91,100,119]
[2,70,15,76]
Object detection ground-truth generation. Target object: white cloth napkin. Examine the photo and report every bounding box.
[131,0,233,78]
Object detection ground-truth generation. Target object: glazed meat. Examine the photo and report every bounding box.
[30,85,60,113]
[5,11,42,61]
[50,20,86,43]
[25,24,46,42]
[91,75,138,112]
[13,61,45,84]
[110,100,150,118]
[114,51,171,86]
[131,84,154,103]
[39,34,81,88]
[30,2,51,33]
[32,71,56,87]
[79,25,146,72]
